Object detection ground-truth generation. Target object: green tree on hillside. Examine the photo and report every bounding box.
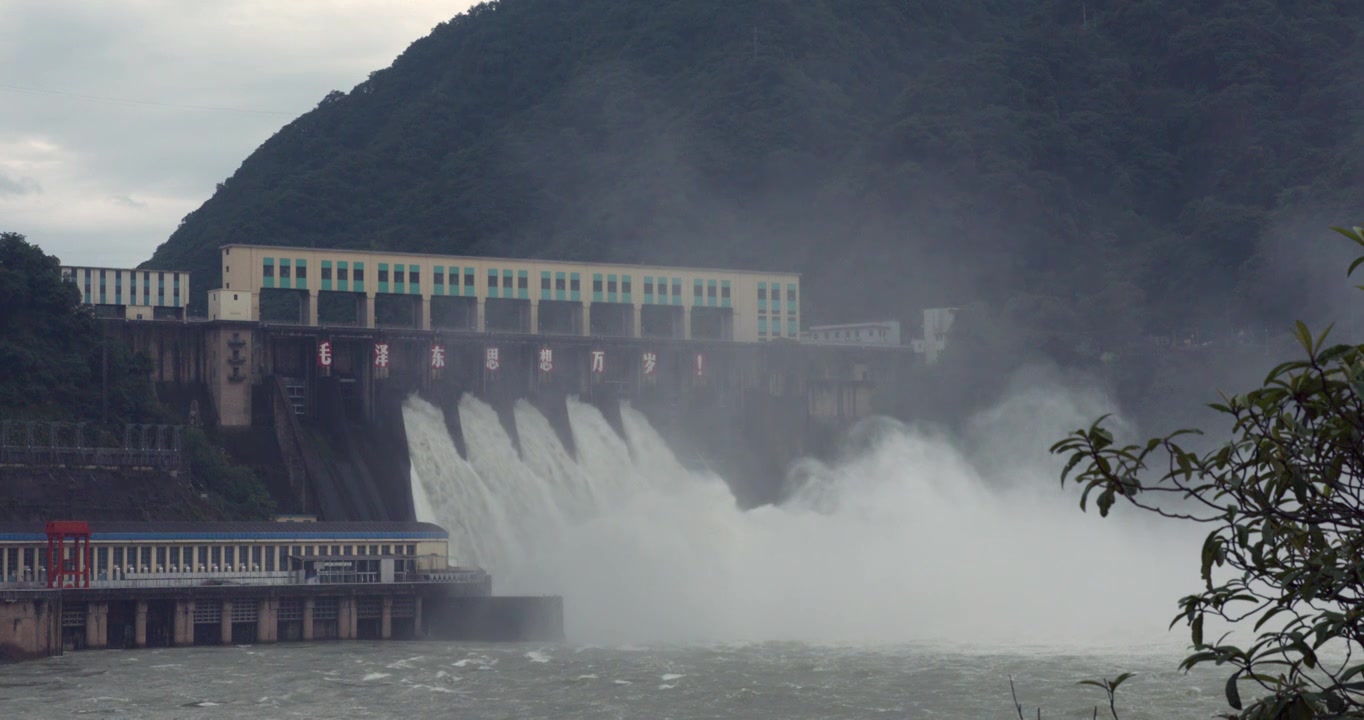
[1052,226,1364,717]
[0,232,155,422]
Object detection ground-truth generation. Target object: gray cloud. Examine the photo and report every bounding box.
[0,172,40,196]
[0,0,475,266]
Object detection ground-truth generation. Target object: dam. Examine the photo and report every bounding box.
[82,244,923,521]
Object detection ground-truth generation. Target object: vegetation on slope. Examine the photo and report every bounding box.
[0,232,155,422]
[148,0,1364,345]
[0,232,274,520]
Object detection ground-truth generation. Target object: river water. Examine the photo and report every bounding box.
[1,640,1225,719]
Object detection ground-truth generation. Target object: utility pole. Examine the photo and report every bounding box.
[101,320,108,425]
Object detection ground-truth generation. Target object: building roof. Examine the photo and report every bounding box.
[220,243,801,278]
[0,521,448,541]
[61,265,191,274]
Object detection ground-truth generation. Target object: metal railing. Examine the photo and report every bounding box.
[0,567,489,590]
[0,421,183,469]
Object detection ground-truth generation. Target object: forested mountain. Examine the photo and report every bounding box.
[146,0,1364,350]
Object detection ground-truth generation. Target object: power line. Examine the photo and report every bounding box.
[0,82,298,116]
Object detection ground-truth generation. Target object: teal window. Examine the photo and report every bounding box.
[672,277,682,305]
[606,274,617,303]
[570,272,580,301]
[555,271,567,301]
[787,283,798,313]
[262,258,274,289]
[394,263,406,294]
[517,269,528,299]
[337,261,349,292]
[433,266,446,295]
[622,275,632,303]
[279,259,292,289]
[592,273,603,302]
[720,280,730,308]
[503,269,514,299]
[706,279,718,307]
[378,263,390,293]
[540,271,551,299]
[758,282,767,312]
[644,276,655,304]
[294,259,307,290]
[321,260,333,291]
[353,262,365,292]
[488,269,499,298]
[409,264,421,293]
[758,317,768,336]
[788,318,798,337]
[464,267,475,294]
[693,280,703,305]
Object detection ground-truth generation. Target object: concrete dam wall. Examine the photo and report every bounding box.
[106,319,920,520]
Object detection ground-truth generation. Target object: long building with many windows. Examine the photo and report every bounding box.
[210,245,801,343]
[61,266,191,320]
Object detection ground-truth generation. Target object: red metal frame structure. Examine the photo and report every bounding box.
[45,520,92,588]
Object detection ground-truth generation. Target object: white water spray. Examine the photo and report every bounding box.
[405,387,1199,649]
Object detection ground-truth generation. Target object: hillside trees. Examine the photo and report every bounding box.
[143,0,1364,352]
[0,232,155,422]
[1052,227,1364,717]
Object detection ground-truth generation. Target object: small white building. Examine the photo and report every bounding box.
[803,320,902,346]
[911,307,957,365]
[61,265,191,320]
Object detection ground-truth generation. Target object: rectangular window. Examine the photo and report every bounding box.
[607,278,617,294]
[464,269,475,288]
[644,279,654,295]
[156,547,167,569]
[518,273,528,290]
[409,267,420,285]
[540,272,550,291]
[555,275,566,291]
[758,284,767,299]
[295,263,306,279]
[280,264,291,279]
[434,268,444,285]
[570,275,580,291]
[708,283,717,298]
[593,275,602,293]
[265,547,275,571]
[321,265,332,280]
[759,317,768,336]
[252,546,262,568]
[353,264,364,282]
[224,547,235,568]
[113,547,124,569]
[488,271,499,288]
[378,267,389,283]
[622,277,632,295]
[694,281,703,299]
[263,263,274,278]
[338,265,349,281]
[771,286,781,303]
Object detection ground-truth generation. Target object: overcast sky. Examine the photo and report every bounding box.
[1,0,479,268]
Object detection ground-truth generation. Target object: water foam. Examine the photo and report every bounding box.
[405,386,1199,649]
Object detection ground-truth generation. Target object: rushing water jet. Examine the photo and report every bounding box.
[404,387,1198,649]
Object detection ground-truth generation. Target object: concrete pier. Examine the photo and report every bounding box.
[2,580,553,663]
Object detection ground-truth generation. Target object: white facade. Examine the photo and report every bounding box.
[804,320,902,346]
[61,265,191,320]
[911,307,957,365]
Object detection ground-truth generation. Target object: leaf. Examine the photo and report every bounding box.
[1225,671,1242,710]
